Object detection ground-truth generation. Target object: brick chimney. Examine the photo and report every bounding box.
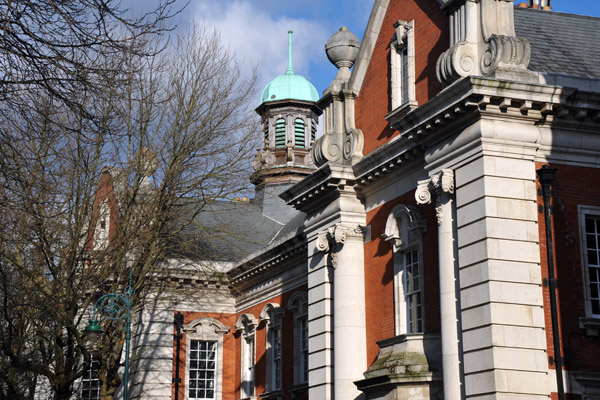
[521,0,551,10]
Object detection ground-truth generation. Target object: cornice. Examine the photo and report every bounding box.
[283,76,600,213]
[280,164,358,213]
[255,99,322,116]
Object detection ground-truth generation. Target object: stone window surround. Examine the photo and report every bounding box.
[182,317,230,400]
[578,205,600,337]
[235,313,258,400]
[259,303,285,395]
[390,20,417,114]
[382,204,427,335]
[287,292,308,386]
[94,199,110,250]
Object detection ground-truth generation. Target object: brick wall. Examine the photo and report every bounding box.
[173,285,308,400]
[355,0,448,155]
[536,162,600,376]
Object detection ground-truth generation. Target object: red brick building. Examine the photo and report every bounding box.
[120,1,600,399]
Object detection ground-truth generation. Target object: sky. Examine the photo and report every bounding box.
[127,0,600,105]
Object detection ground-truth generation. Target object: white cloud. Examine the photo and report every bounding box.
[191,0,330,93]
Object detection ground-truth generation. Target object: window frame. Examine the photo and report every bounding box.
[235,313,258,400]
[260,303,285,393]
[183,317,229,400]
[390,20,417,114]
[579,206,600,319]
[401,247,424,334]
[287,292,308,386]
[382,204,427,336]
[80,355,101,400]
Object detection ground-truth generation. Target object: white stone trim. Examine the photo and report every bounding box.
[182,317,229,400]
[390,20,417,112]
[236,313,258,400]
[260,303,285,392]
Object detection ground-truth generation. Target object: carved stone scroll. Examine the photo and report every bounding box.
[415,169,454,225]
[316,224,364,268]
[436,0,536,86]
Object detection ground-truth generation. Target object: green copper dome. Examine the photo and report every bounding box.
[260,31,319,104]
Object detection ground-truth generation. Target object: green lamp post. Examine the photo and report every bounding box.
[85,271,134,400]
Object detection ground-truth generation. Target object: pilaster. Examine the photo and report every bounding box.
[416,169,463,400]
[454,145,549,399]
[284,163,366,400]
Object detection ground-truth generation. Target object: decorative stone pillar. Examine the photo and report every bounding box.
[415,169,462,399]
[317,223,367,400]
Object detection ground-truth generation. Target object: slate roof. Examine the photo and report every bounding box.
[515,7,600,79]
[167,200,305,263]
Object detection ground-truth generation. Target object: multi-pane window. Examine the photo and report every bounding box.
[404,249,423,333]
[81,357,100,400]
[383,204,426,336]
[299,317,308,383]
[270,326,282,390]
[585,216,600,315]
[241,336,255,397]
[288,292,308,386]
[188,340,217,400]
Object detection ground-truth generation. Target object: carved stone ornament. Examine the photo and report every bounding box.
[394,21,412,47]
[382,204,427,251]
[316,224,364,267]
[415,169,454,225]
[312,27,364,167]
[183,317,230,336]
[235,313,258,338]
[436,0,535,86]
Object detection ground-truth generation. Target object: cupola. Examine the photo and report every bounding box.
[252,30,322,223]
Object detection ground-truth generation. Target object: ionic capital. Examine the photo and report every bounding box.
[316,224,364,267]
[415,169,454,204]
[415,169,454,225]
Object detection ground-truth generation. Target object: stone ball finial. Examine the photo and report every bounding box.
[325,27,360,69]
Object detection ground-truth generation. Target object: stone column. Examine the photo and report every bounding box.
[415,169,462,400]
[317,223,367,400]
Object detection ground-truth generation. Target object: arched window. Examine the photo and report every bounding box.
[275,118,286,148]
[311,119,317,144]
[294,118,305,149]
[260,303,285,393]
[236,314,258,398]
[382,204,427,335]
[288,292,308,385]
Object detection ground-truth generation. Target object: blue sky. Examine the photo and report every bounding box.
[129,0,600,104]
